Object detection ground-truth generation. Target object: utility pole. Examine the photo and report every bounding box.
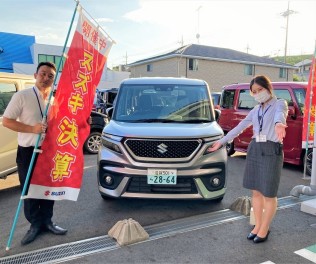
[124,51,128,66]
[196,6,202,44]
[177,36,184,47]
[280,1,297,63]
[246,44,251,54]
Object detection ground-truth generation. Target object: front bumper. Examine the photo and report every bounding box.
[98,161,226,200]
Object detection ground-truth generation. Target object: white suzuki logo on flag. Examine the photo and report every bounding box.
[157,143,168,154]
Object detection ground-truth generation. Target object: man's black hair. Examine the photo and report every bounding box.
[36,61,57,73]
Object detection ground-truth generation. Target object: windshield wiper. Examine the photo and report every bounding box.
[178,119,212,123]
[131,119,213,123]
[129,119,176,123]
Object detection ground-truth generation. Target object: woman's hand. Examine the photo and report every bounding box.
[275,123,287,142]
[208,141,222,152]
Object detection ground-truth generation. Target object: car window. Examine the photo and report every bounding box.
[238,89,257,109]
[0,82,17,116]
[211,93,221,105]
[274,89,293,106]
[293,88,306,114]
[221,90,235,109]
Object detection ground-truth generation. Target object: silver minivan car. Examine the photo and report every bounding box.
[0,73,35,179]
[97,77,227,200]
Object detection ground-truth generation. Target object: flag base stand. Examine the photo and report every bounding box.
[301,198,316,216]
[108,218,149,246]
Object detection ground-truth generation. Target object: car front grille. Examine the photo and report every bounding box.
[126,176,198,194]
[124,139,201,161]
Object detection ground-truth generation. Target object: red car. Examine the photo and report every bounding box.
[218,82,312,175]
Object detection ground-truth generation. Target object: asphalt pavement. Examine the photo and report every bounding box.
[1,153,316,264]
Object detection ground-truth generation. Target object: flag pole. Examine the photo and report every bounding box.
[6,1,80,251]
[303,43,316,179]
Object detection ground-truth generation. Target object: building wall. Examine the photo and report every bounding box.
[130,58,179,77]
[0,32,35,72]
[130,57,294,91]
[9,42,129,87]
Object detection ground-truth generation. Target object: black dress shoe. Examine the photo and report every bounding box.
[253,231,270,243]
[21,226,41,245]
[247,232,257,240]
[44,223,68,235]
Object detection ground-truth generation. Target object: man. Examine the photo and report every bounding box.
[3,62,67,245]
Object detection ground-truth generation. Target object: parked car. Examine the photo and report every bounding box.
[211,92,222,109]
[0,73,35,179]
[218,81,312,175]
[84,88,118,154]
[92,87,118,112]
[97,77,227,200]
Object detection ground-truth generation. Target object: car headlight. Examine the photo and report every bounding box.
[102,133,122,153]
[203,135,223,155]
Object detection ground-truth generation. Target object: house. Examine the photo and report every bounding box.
[294,59,312,81]
[128,44,297,91]
[0,32,130,88]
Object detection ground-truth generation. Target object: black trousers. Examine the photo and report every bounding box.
[17,146,54,228]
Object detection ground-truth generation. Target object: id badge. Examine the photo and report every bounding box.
[256,134,267,142]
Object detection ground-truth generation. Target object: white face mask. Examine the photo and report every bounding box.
[253,89,271,103]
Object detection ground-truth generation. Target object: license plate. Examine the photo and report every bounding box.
[147,169,177,185]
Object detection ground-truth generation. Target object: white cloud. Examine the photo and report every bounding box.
[96,18,114,23]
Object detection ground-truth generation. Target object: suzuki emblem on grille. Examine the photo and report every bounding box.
[157,143,168,154]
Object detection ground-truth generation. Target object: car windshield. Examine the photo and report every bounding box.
[113,84,213,123]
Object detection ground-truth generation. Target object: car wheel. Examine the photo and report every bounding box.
[84,131,102,154]
[305,149,312,176]
[226,141,235,156]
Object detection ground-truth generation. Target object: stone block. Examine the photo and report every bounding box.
[108,218,149,246]
[229,196,252,216]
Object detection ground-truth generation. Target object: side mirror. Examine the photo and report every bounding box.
[288,106,296,120]
[214,109,221,121]
[106,107,113,119]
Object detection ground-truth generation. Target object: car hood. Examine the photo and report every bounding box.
[104,121,223,138]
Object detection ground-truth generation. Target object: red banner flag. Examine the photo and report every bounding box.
[26,9,113,201]
[302,50,316,149]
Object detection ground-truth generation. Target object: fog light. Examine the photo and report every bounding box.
[104,175,113,186]
[210,177,220,187]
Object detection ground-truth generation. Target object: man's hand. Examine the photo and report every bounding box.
[32,123,44,134]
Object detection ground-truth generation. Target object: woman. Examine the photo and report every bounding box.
[209,75,288,243]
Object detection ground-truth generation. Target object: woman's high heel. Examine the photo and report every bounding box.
[247,225,257,240]
[247,232,257,240]
[253,230,270,243]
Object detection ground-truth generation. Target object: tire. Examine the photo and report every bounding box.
[226,141,235,156]
[305,149,312,176]
[84,131,102,154]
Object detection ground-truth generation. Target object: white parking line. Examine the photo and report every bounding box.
[83,165,96,170]
[260,261,275,264]
[295,248,316,263]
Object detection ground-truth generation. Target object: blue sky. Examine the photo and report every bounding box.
[1,0,316,68]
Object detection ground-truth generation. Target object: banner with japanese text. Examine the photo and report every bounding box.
[26,8,113,201]
[302,51,316,149]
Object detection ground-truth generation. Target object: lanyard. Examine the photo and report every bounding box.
[257,104,271,133]
[33,87,43,118]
